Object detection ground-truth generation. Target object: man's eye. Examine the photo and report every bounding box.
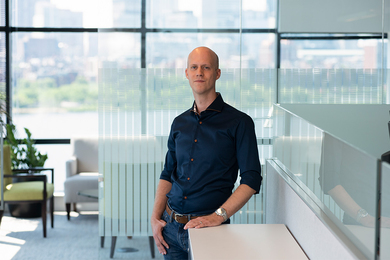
[191,66,197,69]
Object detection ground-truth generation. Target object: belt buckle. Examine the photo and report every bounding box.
[174,213,184,222]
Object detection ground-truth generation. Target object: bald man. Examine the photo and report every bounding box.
[151,47,262,260]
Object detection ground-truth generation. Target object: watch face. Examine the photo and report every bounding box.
[216,208,227,217]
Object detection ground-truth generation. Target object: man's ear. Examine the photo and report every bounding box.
[216,69,221,80]
[185,68,189,79]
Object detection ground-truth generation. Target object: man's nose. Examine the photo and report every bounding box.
[196,67,203,76]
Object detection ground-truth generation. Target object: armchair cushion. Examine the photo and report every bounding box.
[4,181,54,201]
[72,137,98,173]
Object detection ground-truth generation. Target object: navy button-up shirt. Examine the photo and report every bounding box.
[160,94,262,215]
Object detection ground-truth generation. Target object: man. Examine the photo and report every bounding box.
[151,46,262,259]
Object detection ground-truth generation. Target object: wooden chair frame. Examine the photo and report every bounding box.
[0,168,54,238]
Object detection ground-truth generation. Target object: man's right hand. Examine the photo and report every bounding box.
[151,217,169,255]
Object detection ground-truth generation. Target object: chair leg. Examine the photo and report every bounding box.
[66,203,71,220]
[101,236,105,248]
[0,209,4,226]
[110,236,117,258]
[50,197,54,228]
[73,203,78,212]
[42,201,47,238]
[149,236,155,258]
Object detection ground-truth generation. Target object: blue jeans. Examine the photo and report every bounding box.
[161,210,189,260]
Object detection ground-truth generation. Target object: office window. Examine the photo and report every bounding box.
[146,33,241,68]
[147,33,276,68]
[280,35,384,69]
[0,0,4,26]
[147,0,275,29]
[11,32,99,138]
[11,0,141,28]
[98,33,141,68]
[241,33,275,68]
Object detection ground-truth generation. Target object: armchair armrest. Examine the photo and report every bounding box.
[65,156,77,178]
[11,168,54,184]
[5,173,46,182]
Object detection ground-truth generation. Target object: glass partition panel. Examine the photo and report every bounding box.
[273,105,379,259]
[273,105,323,197]
[98,68,274,240]
[381,161,390,259]
[320,132,378,259]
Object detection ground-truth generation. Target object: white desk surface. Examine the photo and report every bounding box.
[188,224,308,260]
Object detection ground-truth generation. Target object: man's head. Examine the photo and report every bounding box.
[185,47,221,97]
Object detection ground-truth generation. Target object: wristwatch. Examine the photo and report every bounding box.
[356,208,369,223]
[215,207,228,222]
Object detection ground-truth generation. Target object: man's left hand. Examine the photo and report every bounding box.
[183,213,224,230]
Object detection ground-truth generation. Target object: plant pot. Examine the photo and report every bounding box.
[8,203,42,218]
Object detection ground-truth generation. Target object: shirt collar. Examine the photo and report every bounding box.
[191,93,224,114]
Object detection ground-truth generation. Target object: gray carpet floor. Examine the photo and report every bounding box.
[0,211,164,260]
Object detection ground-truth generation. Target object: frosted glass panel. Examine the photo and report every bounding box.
[278,69,383,104]
[98,68,275,237]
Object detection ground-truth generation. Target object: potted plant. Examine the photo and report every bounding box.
[5,124,48,170]
[5,123,49,218]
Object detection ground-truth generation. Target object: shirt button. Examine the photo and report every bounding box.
[199,121,202,125]
[184,196,187,200]
[194,139,197,143]
[191,158,194,162]
[187,177,190,181]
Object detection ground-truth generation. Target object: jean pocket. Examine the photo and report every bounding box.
[162,210,171,223]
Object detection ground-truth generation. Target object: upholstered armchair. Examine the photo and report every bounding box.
[0,145,54,238]
[64,137,99,220]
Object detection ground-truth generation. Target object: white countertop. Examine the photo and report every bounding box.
[188,224,308,260]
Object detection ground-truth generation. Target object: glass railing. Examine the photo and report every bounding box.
[273,104,381,259]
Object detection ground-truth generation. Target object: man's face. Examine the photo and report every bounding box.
[185,48,221,97]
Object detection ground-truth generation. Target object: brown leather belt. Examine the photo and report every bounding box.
[165,204,201,224]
